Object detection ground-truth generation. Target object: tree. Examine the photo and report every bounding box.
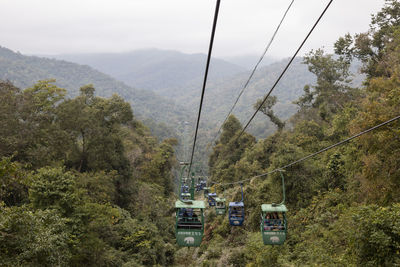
[296,49,356,122]
[0,156,28,206]
[335,0,400,78]
[0,80,68,167]
[254,96,285,131]
[209,115,256,183]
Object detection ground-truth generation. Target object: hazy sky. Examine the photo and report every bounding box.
[0,0,385,58]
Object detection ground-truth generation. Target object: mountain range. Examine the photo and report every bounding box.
[0,46,190,141]
[1,45,363,165]
[50,49,319,137]
[51,49,247,95]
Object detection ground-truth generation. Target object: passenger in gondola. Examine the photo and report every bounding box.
[272,212,283,230]
[192,213,202,228]
[182,210,189,222]
[234,207,243,216]
[264,213,272,230]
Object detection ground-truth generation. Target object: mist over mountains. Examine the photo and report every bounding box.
[2,45,363,140]
[1,45,317,165]
[51,49,247,95]
[0,46,194,140]
[49,49,317,137]
[2,44,365,155]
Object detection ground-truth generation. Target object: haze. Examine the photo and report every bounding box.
[0,0,385,58]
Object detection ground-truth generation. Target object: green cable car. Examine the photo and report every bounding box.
[175,200,205,247]
[261,204,287,245]
[215,197,226,215]
[261,170,288,245]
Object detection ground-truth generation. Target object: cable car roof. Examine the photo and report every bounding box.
[215,197,225,202]
[261,204,287,212]
[175,200,205,209]
[208,193,217,196]
[229,201,244,207]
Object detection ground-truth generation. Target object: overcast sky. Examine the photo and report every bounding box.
[0,0,385,58]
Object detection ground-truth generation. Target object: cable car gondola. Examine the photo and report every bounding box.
[175,200,205,247]
[261,204,287,245]
[261,170,287,245]
[215,197,226,215]
[229,184,245,226]
[208,192,217,207]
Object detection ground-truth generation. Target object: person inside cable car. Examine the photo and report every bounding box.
[177,209,202,229]
[232,207,243,217]
[232,207,238,214]
[264,213,272,230]
[182,210,189,220]
[268,212,284,230]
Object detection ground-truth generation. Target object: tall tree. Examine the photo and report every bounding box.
[253,96,285,131]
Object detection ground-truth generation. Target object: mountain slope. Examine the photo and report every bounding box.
[52,49,247,95]
[168,57,314,138]
[0,46,190,139]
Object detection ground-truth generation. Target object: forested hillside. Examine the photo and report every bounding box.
[0,46,190,142]
[1,1,400,266]
[176,1,400,265]
[0,81,178,265]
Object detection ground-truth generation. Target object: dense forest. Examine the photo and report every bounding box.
[0,81,178,265]
[1,0,400,266]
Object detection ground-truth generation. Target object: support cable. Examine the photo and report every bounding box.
[210,0,295,146]
[188,0,221,175]
[235,0,333,142]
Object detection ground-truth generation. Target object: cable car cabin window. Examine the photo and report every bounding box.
[216,201,225,208]
[177,208,203,230]
[181,185,189,193]
[181,193,191,200]
[263,212,285,231]
[230,207,244,216]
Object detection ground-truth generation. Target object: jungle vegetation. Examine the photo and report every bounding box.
[181,1,400,266]
[1,1,400,266]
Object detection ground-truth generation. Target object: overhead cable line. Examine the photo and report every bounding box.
[210,0,296,147]
[210,114,400,186]
[188,0,221,175]
[235,0,333,142]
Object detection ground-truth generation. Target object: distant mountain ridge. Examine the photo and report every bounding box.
[48,48,319,138]
[52,49,247,95]
[0,46,190,140]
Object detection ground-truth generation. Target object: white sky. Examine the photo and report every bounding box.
[0,0,385,58]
